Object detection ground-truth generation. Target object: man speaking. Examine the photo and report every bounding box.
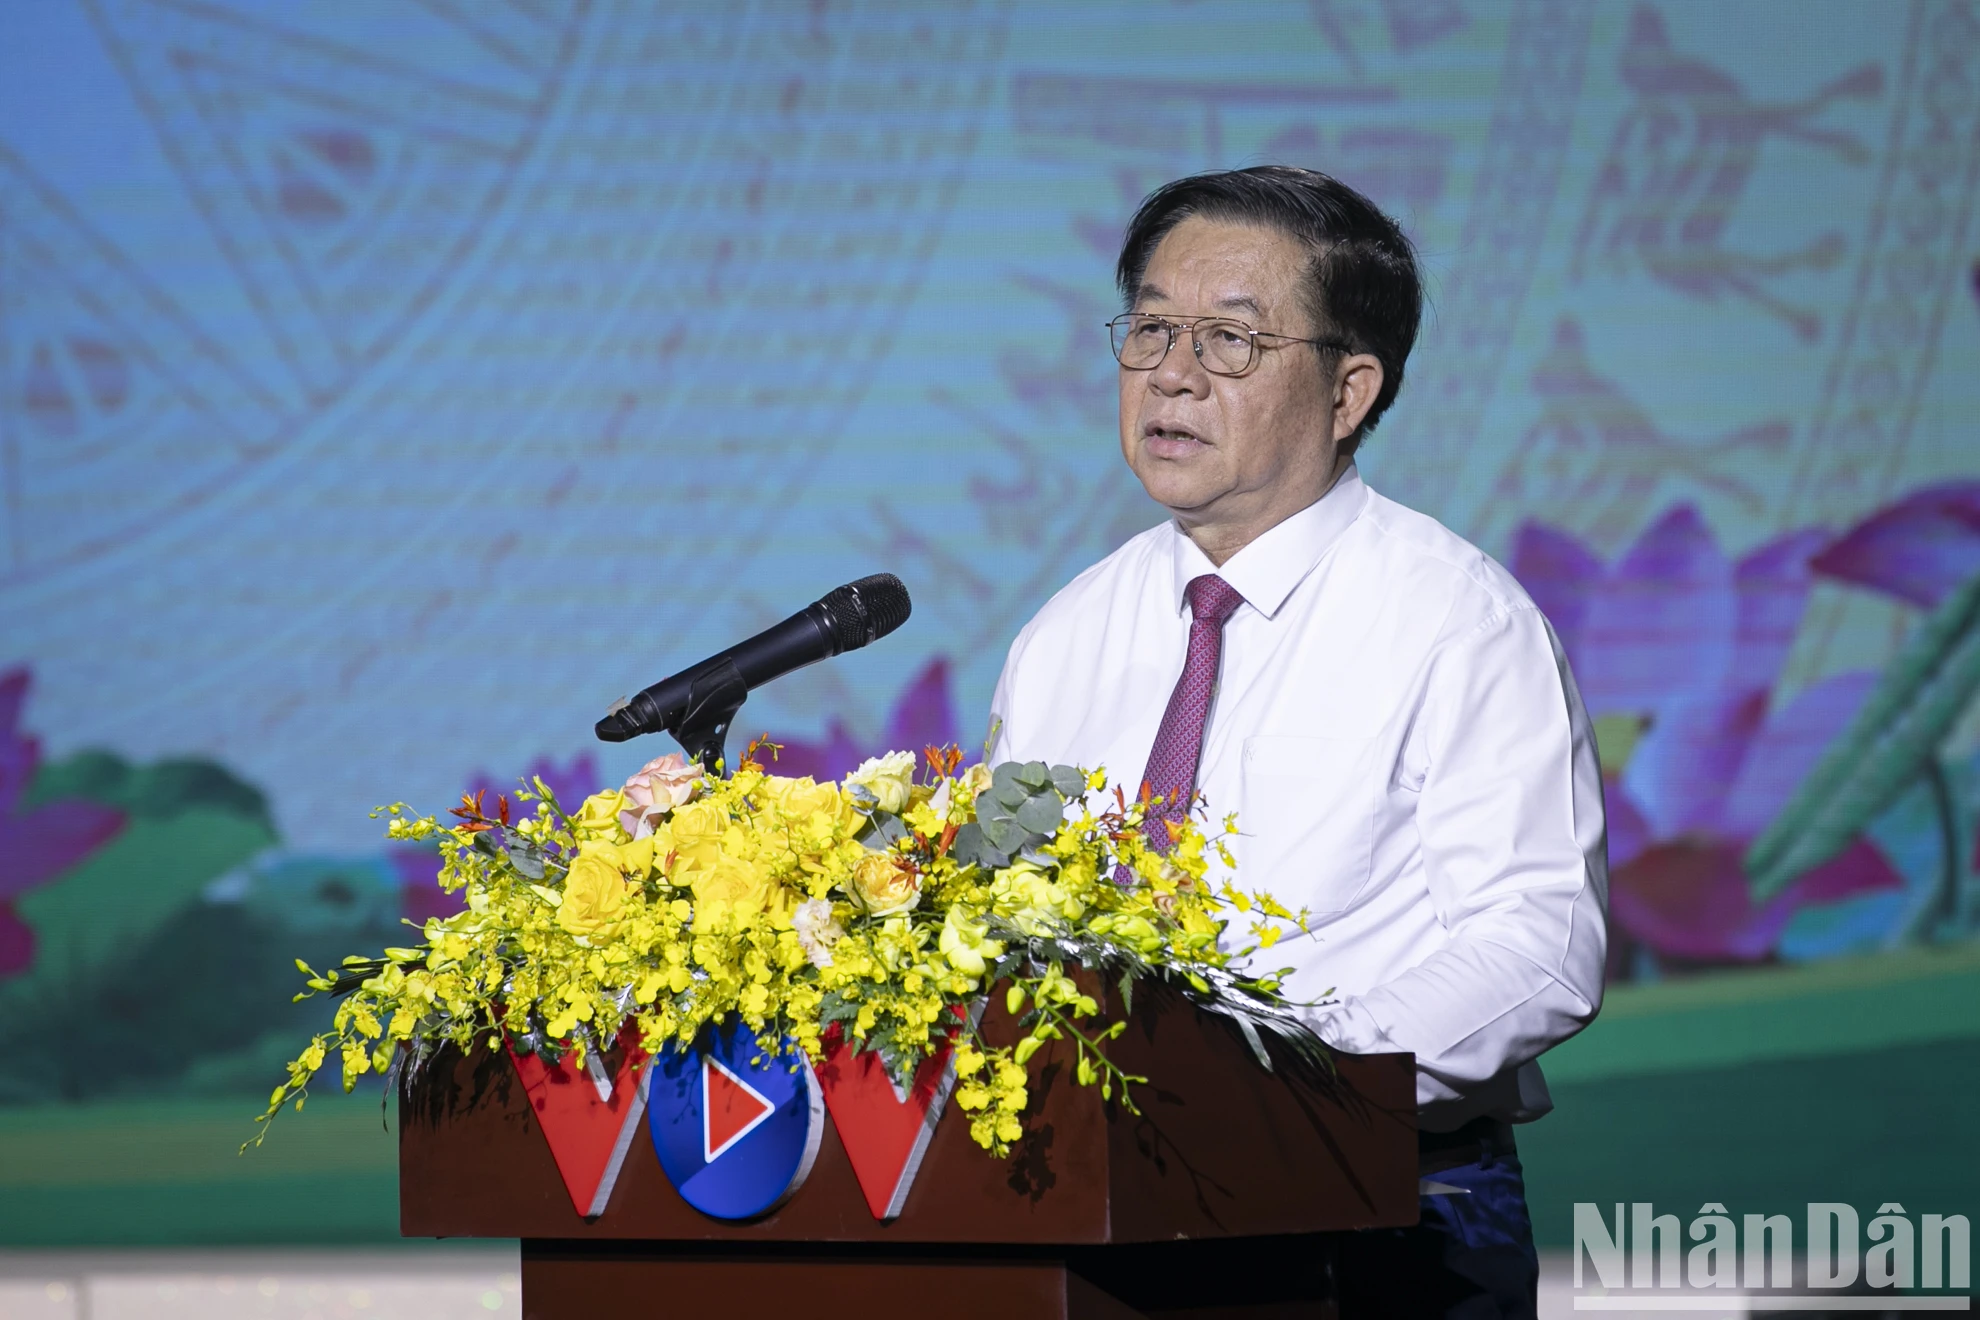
[988,167,1608,1317]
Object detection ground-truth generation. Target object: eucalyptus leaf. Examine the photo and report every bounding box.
[1015,760,1052,791]
[1015,790,1065,835]
[505,841,547,880]
[951,823,1010,871]
[988,783,1030,813]
[1051,766,1086,799]
[986,818,1030,853]
[864,813,910,848]
[949,821,987,859]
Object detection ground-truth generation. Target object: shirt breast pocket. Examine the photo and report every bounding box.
[1239,734,1378,915]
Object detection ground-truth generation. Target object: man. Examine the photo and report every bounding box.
[988,167,1608,1318]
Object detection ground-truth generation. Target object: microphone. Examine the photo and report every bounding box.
[594,574,913,750]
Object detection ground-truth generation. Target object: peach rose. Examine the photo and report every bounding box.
[619,753,703,839]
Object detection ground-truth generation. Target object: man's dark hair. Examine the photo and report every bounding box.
[1115,166,1422,454]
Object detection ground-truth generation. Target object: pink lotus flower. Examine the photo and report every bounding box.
[1511,507,1901,967]
[0,668,127,978]
[1809,481,1980,609]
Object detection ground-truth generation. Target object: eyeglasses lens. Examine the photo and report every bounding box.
[1110,316,1254,375]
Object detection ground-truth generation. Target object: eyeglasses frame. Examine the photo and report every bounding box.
[1106,312,1352,378]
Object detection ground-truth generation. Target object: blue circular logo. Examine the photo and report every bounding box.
[645,1020,823,1220]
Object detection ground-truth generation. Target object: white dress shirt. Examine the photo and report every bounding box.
[988,466,1608,1128]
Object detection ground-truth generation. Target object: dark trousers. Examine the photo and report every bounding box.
[1335,1120,1540,1319]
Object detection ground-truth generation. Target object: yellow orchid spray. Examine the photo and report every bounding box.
[250,743,1323,1158]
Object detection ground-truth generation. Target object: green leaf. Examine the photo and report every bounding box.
[1016,761,1052,791]
[505,841,546,880]
[1015,791,1065,836]
[951,823,1008,870]
[1746,571,1980,900]
[985,818,1030,854]
[1050,766,1086,799]
[990,762,1028,800]
[865,813,910,848]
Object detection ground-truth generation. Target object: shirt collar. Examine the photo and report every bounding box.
[1167,464,1370,620]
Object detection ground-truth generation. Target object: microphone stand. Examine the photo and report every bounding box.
[668,659,750,777]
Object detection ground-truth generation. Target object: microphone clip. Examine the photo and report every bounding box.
[671,658,750,777]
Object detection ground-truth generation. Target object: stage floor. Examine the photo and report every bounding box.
[0,1250,1742,1320]
[0,1246,519,1320]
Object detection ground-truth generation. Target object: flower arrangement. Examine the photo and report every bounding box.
[253,741,1324,1156]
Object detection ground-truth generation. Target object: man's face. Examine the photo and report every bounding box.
[1118,217,1345,546]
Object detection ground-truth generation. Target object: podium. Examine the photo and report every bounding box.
[401,990,1419,1318]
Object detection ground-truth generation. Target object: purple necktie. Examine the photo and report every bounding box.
[1136,573,1246,855]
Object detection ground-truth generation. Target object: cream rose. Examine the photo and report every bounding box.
[847,850,920,916]
[843,751,916,815]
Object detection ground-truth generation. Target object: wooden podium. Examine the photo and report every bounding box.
[401,992,1419,1319]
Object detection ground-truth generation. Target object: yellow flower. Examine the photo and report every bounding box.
[844,751,916,814]
[558,854,628,937]
[691,853,781,929]
[938,906,1003,978]
[958,762,993,807]
[902,796,946,839]
[990,857,1081,935]
[577,834,655,879]
[758,774,852,833]
[571,790,633,842]
[664,798,730,874]
[848,850,920,917]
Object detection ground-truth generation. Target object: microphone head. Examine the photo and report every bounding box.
[818,574,912,652]
[594,710,638,743]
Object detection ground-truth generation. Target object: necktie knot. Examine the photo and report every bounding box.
[1185,574,1245,627]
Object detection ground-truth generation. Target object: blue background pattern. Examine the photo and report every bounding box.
[1,0,1977,1246]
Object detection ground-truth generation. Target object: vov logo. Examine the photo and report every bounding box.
[1574,1202,1972,1309]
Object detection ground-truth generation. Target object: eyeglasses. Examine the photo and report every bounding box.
[1107,313,1348,377]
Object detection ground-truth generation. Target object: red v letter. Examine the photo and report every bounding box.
[810,1020,969,1221]
[507,1030,650,1218]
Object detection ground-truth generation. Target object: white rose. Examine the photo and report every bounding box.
[843,750,916,816]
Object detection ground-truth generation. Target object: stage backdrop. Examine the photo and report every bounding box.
[3,0,1978,1246]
